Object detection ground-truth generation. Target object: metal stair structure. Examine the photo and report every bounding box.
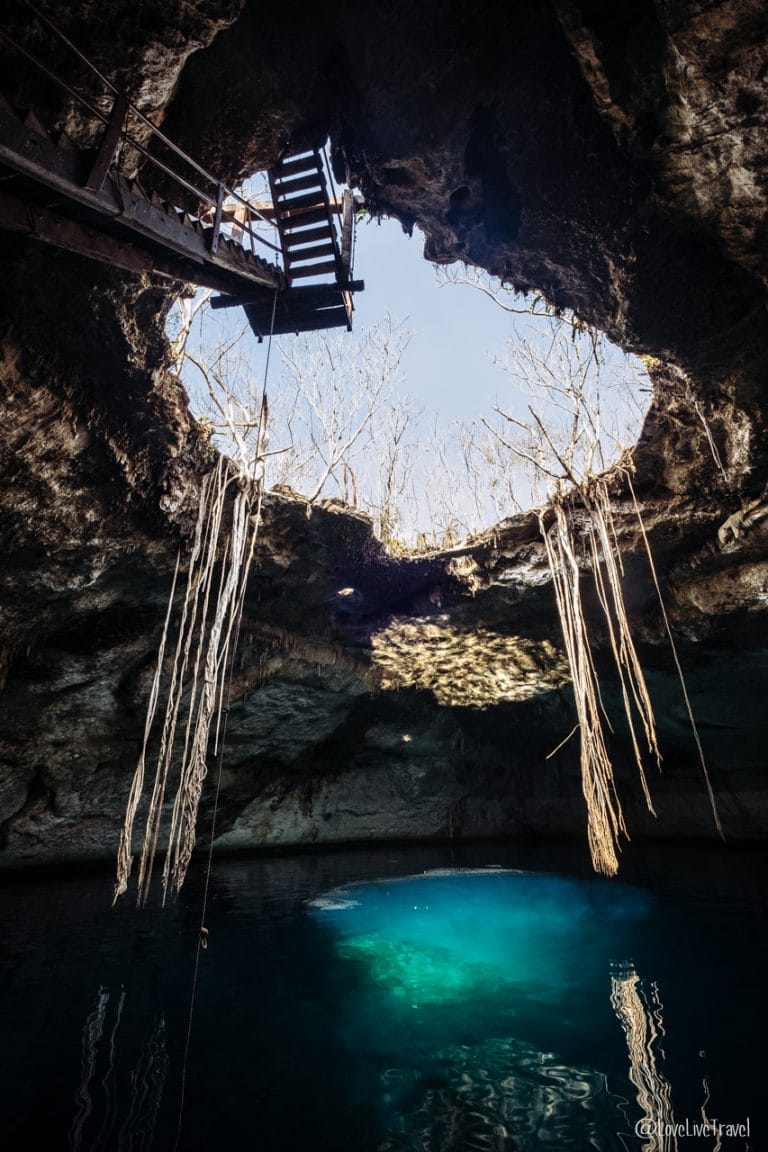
[220,149,362,340]
[0,92,284,297]
[0,1,363,339]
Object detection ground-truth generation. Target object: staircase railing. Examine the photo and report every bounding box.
[0,0,281,259]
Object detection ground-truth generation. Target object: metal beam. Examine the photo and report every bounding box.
[0,187,153,276]
[0,103,282,290]
[0,188,277,294]
[84,90,127,192]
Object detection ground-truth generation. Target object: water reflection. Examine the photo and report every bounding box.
[70,986,111,1151]
[378,1038,621,1151]
[609,966,738,1152]
[0,845,761,1151]
[308,868,652,1150]
[610,963,677,1152]
[68,986,168,1152]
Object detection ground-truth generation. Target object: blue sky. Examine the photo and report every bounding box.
[198,207,647,436]
[177,203,650,540]
[349,218,516,420]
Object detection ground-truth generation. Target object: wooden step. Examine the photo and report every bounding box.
[281,206,331,229]
[283,225,333,248]
[247,307,350,336]
[212,283,346,310]
[288,259,338,279]
[273,153,319,179]
[271,172,326,196]
[283,307,351,333]
[285,283,352,304]
[276,190,328,213]
[286,242,336,262]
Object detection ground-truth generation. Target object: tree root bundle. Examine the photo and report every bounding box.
[114,456,261,905]
[542,471,721,875]
[541,495,627,875]
[540,477,661,875]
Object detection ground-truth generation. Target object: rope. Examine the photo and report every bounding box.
[172,281,279,1151]
[625,472,724,839]
[261,285,279,410]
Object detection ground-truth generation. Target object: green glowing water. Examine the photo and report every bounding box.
[2,851,763,1151]
[309,867,649,1002]
[336,934,498,1004]
[308,868,654,1148]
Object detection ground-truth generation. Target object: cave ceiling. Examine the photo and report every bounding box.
[1,0,768,866]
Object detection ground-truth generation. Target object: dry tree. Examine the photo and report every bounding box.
[275,317,418,517]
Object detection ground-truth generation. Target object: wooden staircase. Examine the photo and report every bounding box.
[0,5,363,339]
[231,148,363,340]
[272,151,341,286]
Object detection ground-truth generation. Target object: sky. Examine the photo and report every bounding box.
[176,184,651,542]
[208,206,644,425]
[349,219,517,420]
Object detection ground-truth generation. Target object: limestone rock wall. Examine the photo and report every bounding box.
[1,0,768,869]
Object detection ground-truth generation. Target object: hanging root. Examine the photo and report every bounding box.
[587,479,660,815]
[162,479,258,900]
[541,477,665,875]
[542,467,722,876]
[114,455,264,906]
[542,502,625,875]
[114,553,180,904]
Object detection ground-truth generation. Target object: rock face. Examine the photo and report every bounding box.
[1,0,768,870]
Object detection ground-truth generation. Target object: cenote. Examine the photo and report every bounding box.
[4,3,768,1151]
[1,841,763,1151]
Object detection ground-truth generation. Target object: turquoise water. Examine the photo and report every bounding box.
[308,868,649,1002]
[0,843,763,1150]
[307,869,652,1148]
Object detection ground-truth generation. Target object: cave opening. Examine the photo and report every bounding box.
[170,206,653,551]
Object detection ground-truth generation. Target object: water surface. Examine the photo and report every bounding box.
[0,841,763,1150]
